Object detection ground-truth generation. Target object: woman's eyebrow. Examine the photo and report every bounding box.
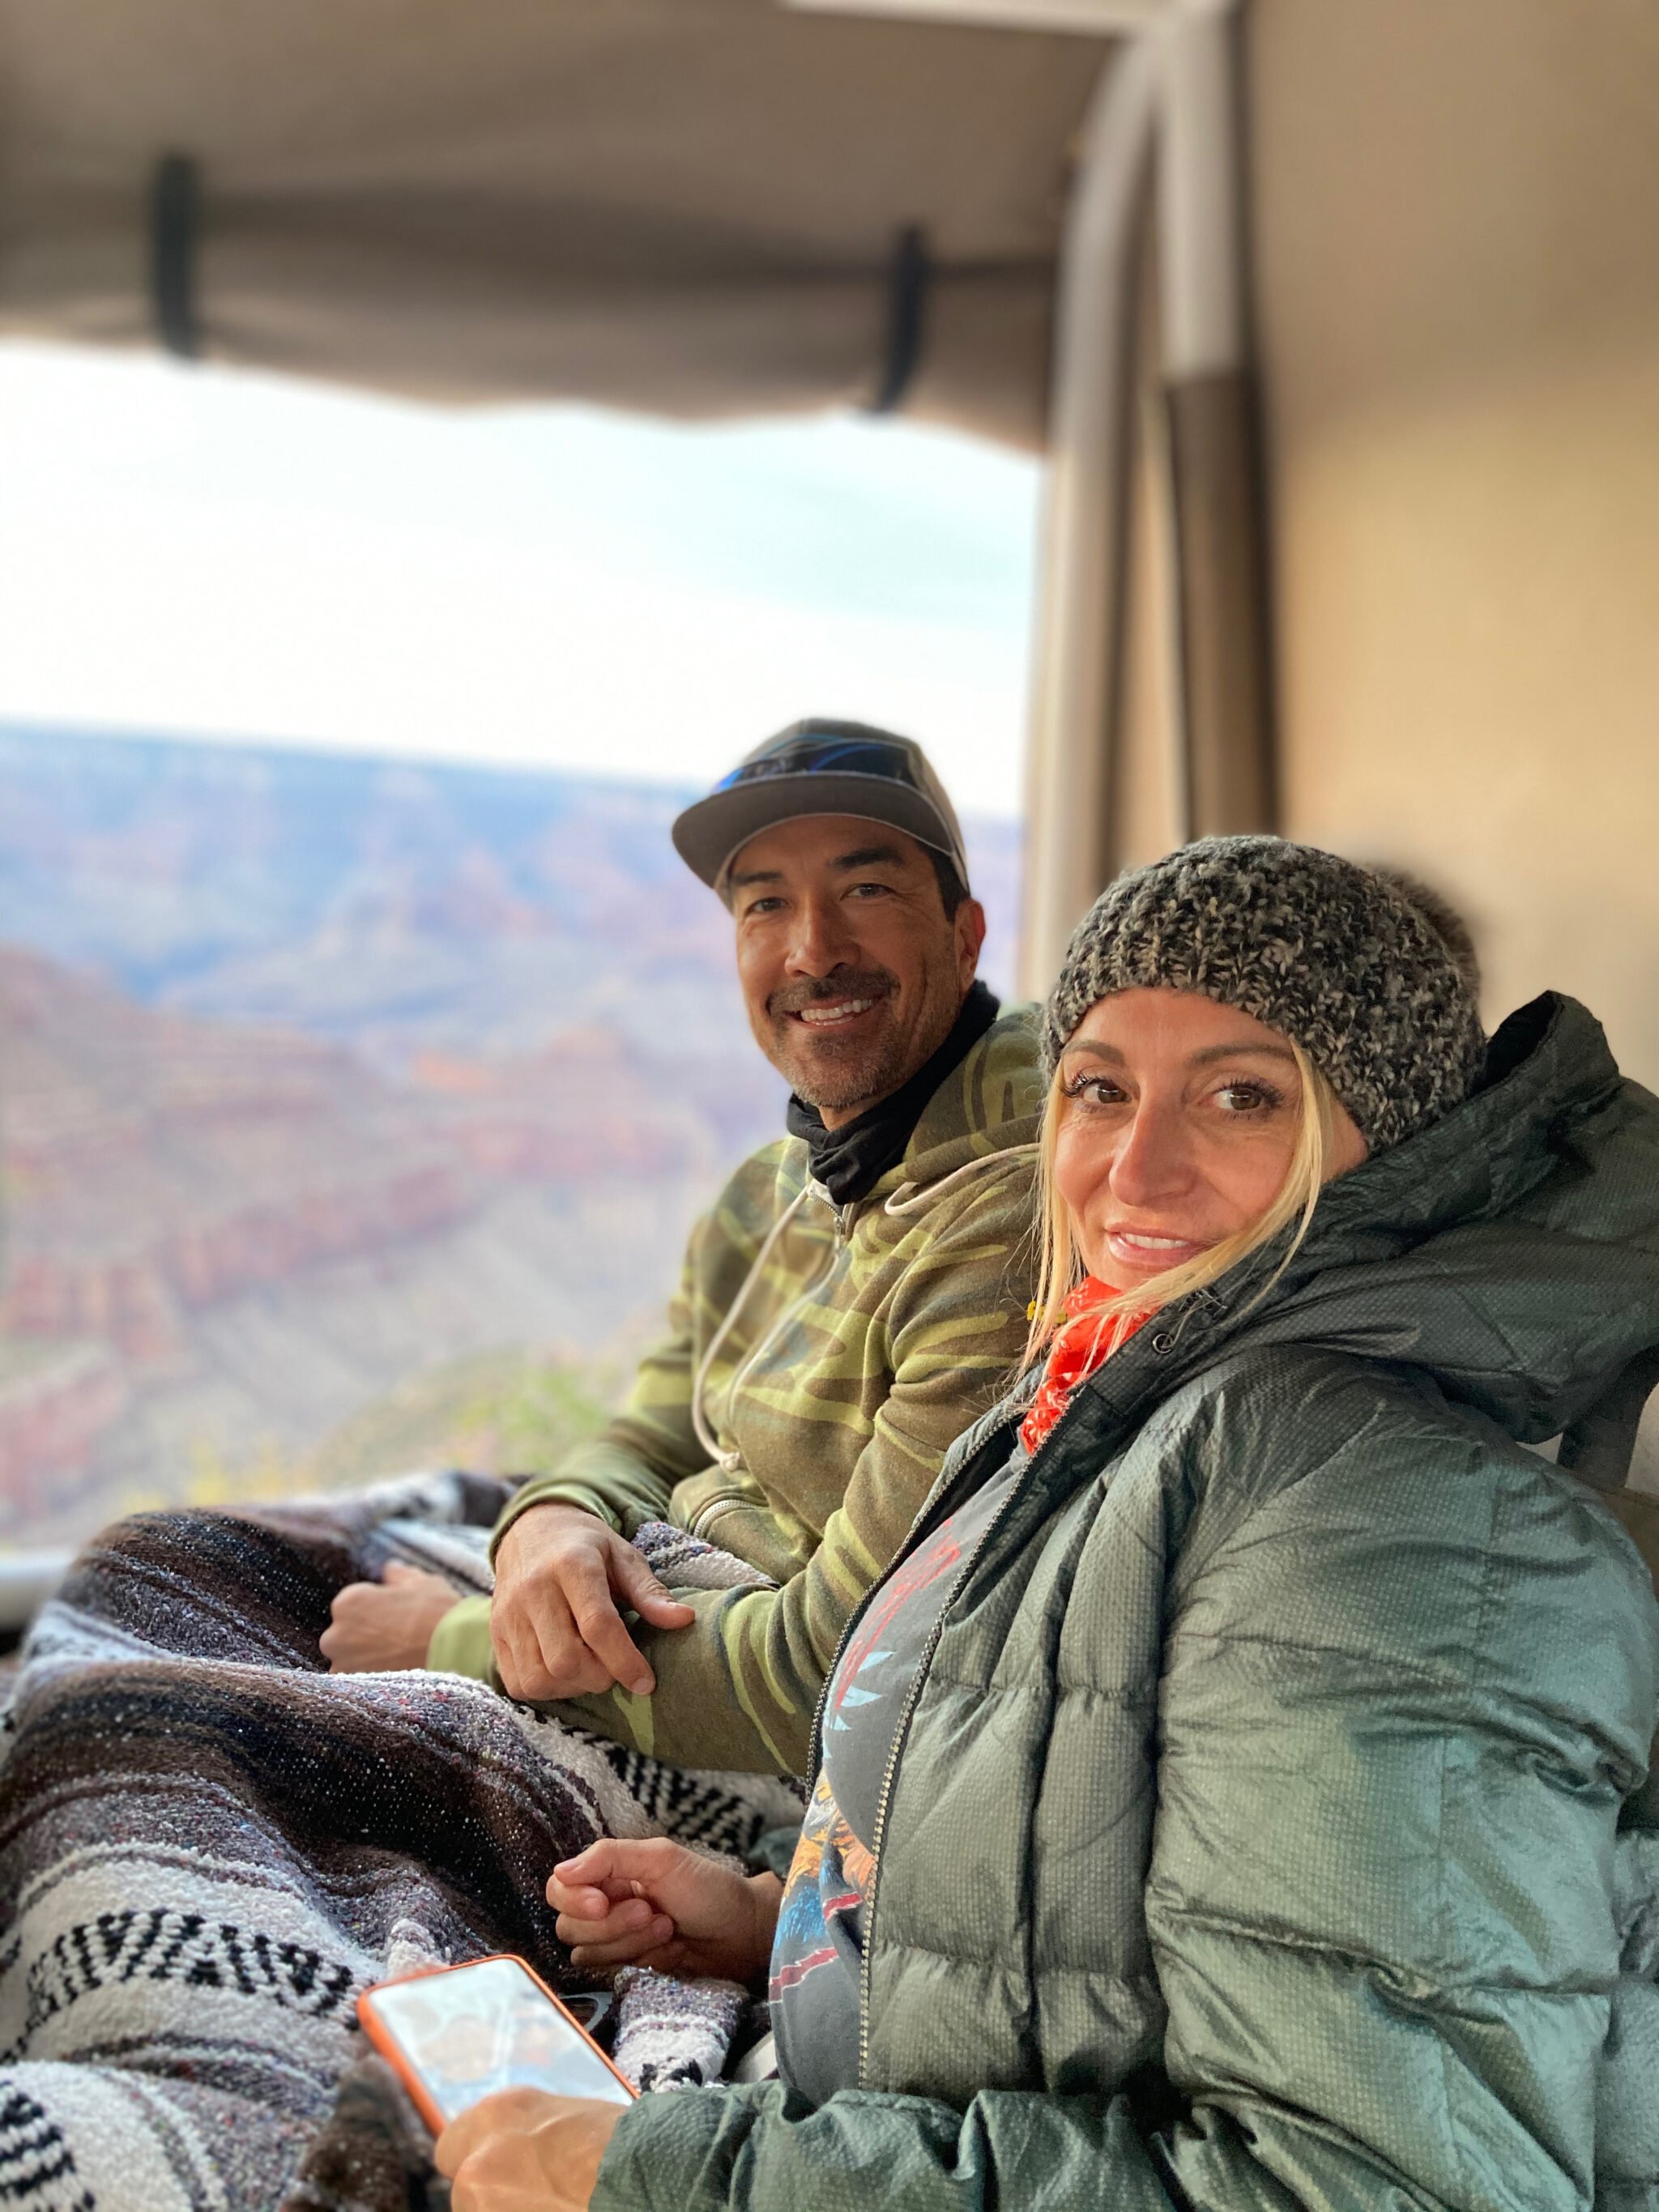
[1187,1042,1298,1068]
[1060,1038,1298,1069]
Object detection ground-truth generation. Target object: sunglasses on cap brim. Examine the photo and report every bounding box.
[714,735,926,793]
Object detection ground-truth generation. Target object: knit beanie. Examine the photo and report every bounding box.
[1043,837,1486,1156]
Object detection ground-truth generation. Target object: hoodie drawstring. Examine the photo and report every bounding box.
[690,1182,817,1473]
[881,1142,1038,1217]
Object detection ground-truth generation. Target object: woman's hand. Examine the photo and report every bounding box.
[320,1563,458,1673]
[549,1836,782,1983]
[436,2088,623,2212]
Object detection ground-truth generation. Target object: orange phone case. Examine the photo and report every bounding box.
[356,1953,637,2137]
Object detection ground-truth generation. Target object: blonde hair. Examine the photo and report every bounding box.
[1022,1036,1342,1368]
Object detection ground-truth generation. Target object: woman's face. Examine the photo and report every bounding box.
[1053,988,1367,1292]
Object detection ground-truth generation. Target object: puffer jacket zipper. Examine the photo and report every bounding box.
[795,1361,1149,2091]
[855,1454,1033,2090]
[806,1303,1185,1780]
[802,1413,1023,1780]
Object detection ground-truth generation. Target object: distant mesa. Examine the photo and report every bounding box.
[0,943,744,1362]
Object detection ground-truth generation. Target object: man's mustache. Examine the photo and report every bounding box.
[768,970,898,1018]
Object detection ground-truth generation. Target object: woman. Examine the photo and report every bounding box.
[437,838,1659,2212]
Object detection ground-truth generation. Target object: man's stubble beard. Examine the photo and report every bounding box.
[783,1014,915,1118]
[760,955,963,1118]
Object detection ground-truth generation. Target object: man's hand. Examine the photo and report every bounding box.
[548,1836,782,1984]
[436,2087,624,2212]
[490,1505,695,1703]
[320,1563,458,1673]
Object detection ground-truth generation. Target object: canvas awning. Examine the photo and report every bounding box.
[0,0,1110,445]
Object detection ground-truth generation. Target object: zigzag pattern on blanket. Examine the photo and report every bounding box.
[0,1482,799,2212]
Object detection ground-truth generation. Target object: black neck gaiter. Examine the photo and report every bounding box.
[786,980,1000,1209]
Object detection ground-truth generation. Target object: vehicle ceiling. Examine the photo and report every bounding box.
[0,0,1111,445]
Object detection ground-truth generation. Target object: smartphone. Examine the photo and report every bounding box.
[358,1955,636,2134]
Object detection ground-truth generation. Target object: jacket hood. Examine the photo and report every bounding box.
[1142,995,1659,1448]
[888,1004,1045,1196]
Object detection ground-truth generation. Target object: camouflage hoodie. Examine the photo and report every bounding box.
[425,1004,1045,1773]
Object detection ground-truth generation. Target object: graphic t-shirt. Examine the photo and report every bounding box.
[769,1447,1026,2105]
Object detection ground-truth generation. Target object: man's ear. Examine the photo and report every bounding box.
[955,897,988,987]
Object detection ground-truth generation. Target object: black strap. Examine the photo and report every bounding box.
[151,152,202,360]
[866,224,930,416]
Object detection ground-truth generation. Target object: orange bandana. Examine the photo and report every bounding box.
[1018,1277,1149,1454]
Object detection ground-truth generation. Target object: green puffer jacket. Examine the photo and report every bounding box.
[429,1007,1044,1773]
[595,993,1659,2212]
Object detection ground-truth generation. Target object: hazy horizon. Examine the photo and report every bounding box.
[0,343,1041,818]
[0,710,1022,821]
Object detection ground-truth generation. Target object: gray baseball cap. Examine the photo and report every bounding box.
[672,719,970,902]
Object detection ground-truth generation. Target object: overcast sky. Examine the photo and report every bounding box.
[0,341,1042,817]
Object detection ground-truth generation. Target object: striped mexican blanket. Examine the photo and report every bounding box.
[0,1476,800,2212]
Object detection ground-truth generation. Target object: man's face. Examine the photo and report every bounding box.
[727,814,987,1127]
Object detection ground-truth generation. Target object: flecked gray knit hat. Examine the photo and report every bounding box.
[1043,837,1486,1155]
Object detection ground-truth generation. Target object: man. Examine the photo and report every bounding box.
[323,720,1043,1774]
